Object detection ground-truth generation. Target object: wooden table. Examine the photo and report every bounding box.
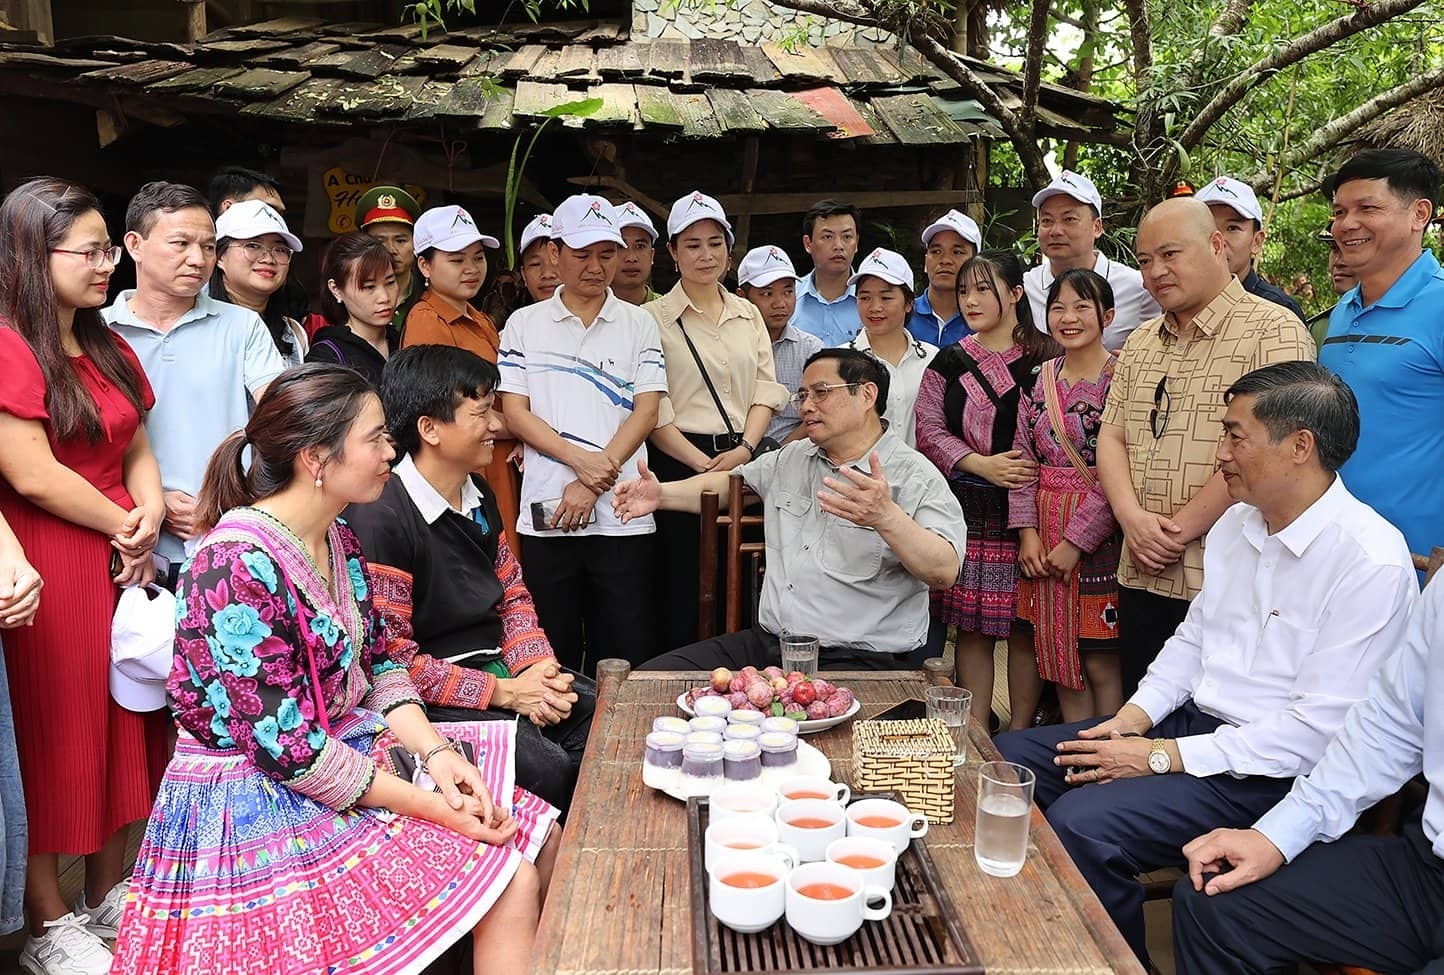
[531,665,1147,975]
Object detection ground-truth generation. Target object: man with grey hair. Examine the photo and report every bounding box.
[1097,197,1315,696]
[998,359,1419,967]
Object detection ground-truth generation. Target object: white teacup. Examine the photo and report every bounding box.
[825,835,899,892]
[776,776,851,805]
[704,815,799,874]
[784,861,892,945]
[775,798,846,862]
[708,851,790,933]
[845,797,928,853]
[710,783,779,820]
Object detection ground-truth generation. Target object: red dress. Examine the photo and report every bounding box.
[0,326,168,855]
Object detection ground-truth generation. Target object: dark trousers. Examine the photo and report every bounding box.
[638,625,915,672]
[1118,585,1191,700]
[1173,817,1444,975]
[427,670,597,816]
[648,433,728,651]
[521,533,656,678]
[995,704,1294,966]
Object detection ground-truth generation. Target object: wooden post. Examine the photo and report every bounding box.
[0,0,54,44]
[594,659,632,705]
[180,0,206,41]
[923,658,952,686]
[731,135,760,260]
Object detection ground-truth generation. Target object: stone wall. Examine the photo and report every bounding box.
[632,0,897,47]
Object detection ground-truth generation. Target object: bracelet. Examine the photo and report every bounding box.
[738,438,757,457]
[419,738,462,771]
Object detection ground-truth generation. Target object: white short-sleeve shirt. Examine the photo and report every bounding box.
[499,288,668,537]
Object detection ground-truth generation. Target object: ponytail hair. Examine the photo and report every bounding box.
[194,364,377,533]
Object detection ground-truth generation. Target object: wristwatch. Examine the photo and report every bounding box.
[1147,738,1172,774]
[737,437,757,457]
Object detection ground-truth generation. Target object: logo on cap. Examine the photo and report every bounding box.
[451,208,475,229]
[378,193,396,209]
[582,200,614,224]
[686,192,716,212]
[620,203,640,216]
[863,248,887,267]
[538,214,551,226]
[1211,178,1239,198]
[765,247,787,263]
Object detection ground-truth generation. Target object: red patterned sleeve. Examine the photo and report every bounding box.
[494,532,559,676]
[367,562,499,711]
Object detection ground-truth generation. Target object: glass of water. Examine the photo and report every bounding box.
[924,685,972,767]
[779,634,820,678]
[975,761,1035,878]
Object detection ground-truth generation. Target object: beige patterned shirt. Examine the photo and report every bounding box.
[1101,278,1316,600]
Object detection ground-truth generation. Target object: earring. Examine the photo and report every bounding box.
[314,476,323,488]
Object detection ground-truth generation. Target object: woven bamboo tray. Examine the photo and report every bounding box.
[687,795,984,975]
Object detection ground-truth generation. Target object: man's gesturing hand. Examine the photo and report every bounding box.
[612,458,662,524]
[817,451,895,529]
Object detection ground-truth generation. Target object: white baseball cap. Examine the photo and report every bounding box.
[921,209,982,248]
[1195,176,1264,223]
[413,205,500,253]
[1031,170,1104,214]
[110,584,176,713]
[847,247,914,291]
[614,200,658,242]
[667,190,735,245]
[551,194,626,248]
[519,213,553,254]
[737,245,800,288]
[215,199,302,252]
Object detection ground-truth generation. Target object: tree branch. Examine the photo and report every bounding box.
[1121,0,1153,151]
[1018,0,1050,132]
[1246,65,1444,191]
[1177,0,1429,152]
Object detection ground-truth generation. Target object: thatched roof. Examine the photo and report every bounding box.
[1352,87,1444,167]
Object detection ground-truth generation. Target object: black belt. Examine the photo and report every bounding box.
[684,430,741,454]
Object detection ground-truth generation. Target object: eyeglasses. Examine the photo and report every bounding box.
[234,241,294,264]
[790,382,862,407]
[1149,376,1171,440]
[51,246,122,269]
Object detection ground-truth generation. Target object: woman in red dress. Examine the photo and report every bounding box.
[0,178,168,975]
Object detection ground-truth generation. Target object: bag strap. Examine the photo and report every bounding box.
[674,316,738,440]
[1040,358,1097,491]
[320,339,345,365]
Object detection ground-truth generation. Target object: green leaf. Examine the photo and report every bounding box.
[541,96,603,119]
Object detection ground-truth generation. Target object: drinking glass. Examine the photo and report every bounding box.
[974,761,1035,878]
[779,634,820,678]
[924,686,973,767]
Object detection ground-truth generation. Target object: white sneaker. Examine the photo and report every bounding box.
[18,913,113,975]
[71,883,128,940]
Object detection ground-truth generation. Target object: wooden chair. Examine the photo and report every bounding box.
[697,476,764,640]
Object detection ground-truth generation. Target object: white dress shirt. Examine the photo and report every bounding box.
[1025,252,1161,352]
[1128,476,1418,779]
[1254,577,1444,861]
[841,331,939,448]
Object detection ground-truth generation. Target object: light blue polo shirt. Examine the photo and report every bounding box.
[907,290,969,348]
[1319,250,1444,567]
[791,270,858,347]
[105,291,285,562]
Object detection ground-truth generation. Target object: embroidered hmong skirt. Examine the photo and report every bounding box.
[932,477,1019,638]
[1016,467,1121,688]
[112,709,558,975]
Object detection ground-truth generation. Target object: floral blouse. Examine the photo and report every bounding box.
[1007,356,1119,553]
[169,507,422,811]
